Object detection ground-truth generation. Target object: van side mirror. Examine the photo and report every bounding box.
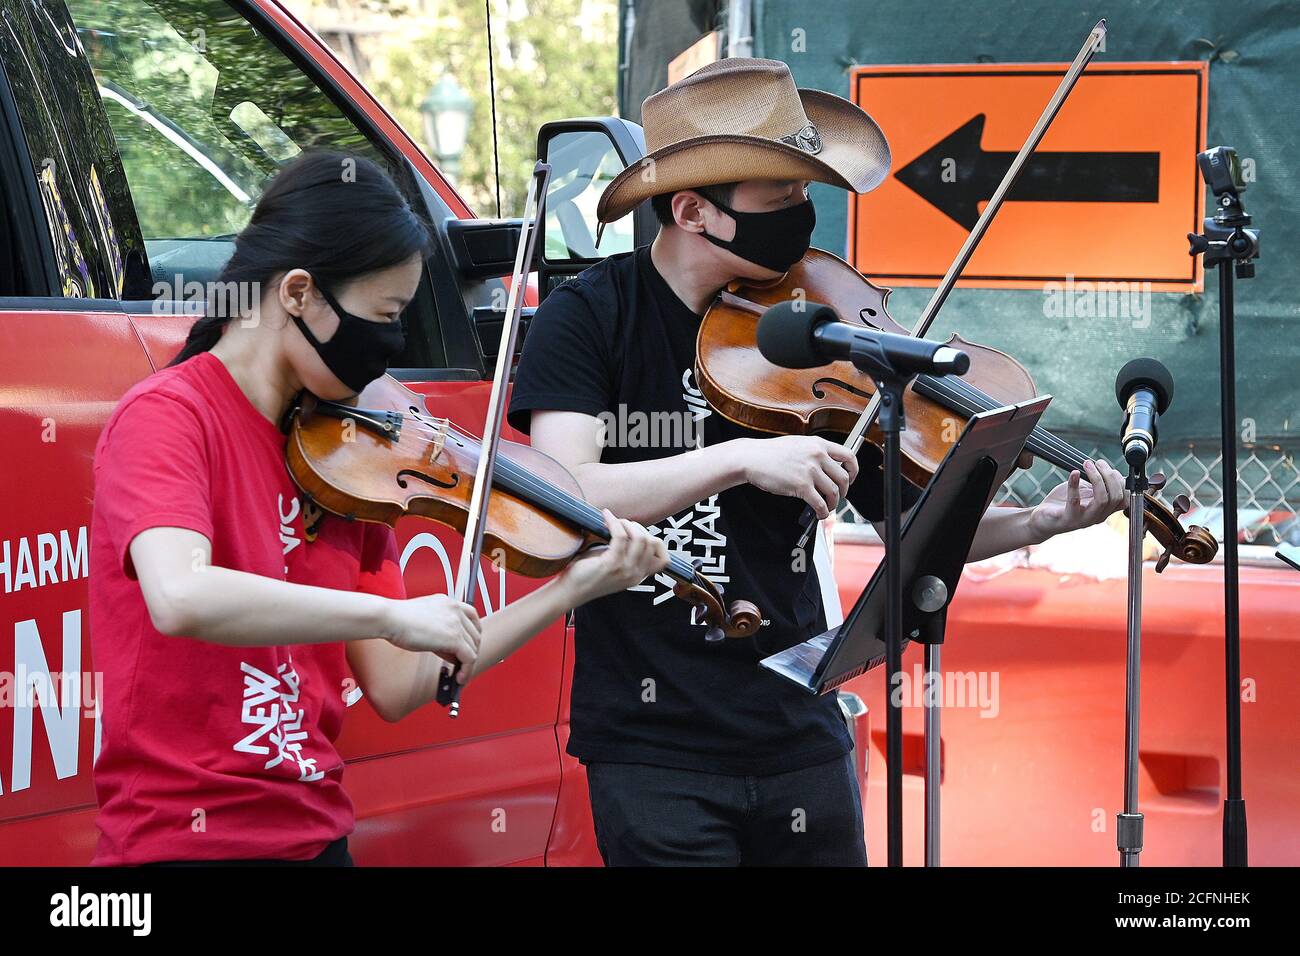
[536,117,653,302]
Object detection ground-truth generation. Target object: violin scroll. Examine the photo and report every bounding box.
[1129,491,1220,573]
[675,559,762,641]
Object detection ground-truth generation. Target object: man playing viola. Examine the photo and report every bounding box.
[508,58,1125,866]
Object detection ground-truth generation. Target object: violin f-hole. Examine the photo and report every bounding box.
[812,377,874,401]
[395,468,459,491]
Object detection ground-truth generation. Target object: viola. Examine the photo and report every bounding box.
[694,247,1218,571]
[285,374,762,640]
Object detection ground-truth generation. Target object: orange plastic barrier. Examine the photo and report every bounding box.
[834,542,1299,866]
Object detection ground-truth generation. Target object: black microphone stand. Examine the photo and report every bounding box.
[782,19,1107,866]
[843,348,919,867]
[1188,147,1259,867]
[1117,449,1149,866]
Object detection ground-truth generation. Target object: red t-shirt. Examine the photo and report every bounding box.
[88,351,405,865]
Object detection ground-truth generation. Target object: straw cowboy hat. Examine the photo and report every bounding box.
[596,57,891,224]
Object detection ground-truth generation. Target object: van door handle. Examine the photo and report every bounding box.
[472,305,536,363]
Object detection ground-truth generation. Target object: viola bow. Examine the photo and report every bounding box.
[435,161,553,716]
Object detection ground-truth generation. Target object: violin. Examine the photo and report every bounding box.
[695,18,1214,572]
[284,373,762,641]
[695,247,1219,571]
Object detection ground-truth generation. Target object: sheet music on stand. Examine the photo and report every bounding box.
[761,396,1052,695]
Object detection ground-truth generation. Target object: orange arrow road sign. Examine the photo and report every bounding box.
[848,62,1208,292]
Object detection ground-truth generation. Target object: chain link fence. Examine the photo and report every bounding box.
[841,436,1300,550]
[994,436,1300,548]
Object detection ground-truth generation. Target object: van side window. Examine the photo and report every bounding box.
[65,0,387,298]
[0,0,151,299]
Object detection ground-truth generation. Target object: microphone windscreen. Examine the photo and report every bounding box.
[1115,357,1174,413]
[757,302,837,369]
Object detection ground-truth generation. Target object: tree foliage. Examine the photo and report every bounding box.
[356,0,619,216]
[63,0,617,239]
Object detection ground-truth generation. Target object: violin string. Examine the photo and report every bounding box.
[937,383,1086,470]
[949,381,1088,465]
[389,425,698,581]
[382,424,699,581]
[915,374,1091,473]
[389,425,593,525]
[942,378,1089,467]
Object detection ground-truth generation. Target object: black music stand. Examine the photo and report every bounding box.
[761,395,1052,865]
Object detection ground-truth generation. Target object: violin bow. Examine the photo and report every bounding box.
[797,19,1108,548]
[436,161,553,717]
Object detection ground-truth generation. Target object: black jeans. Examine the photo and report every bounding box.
[141,836,354,867]
[585,754,867,866]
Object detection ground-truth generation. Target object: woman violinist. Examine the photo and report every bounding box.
[88,151,668,866]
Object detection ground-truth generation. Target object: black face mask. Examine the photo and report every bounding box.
[701,195,816,273]
[292,282,405,393]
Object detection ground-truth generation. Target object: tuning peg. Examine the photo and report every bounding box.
[1173,494,1191,517]
[1155,546,1173,574]
[1148,472,1167,492]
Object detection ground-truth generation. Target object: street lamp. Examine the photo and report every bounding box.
[421,74,474,182]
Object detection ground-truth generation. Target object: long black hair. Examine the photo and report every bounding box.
[170,150,434,366]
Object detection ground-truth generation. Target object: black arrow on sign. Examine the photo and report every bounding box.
[893,114,1160,230]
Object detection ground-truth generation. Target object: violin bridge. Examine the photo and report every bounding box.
[428,417,449,464]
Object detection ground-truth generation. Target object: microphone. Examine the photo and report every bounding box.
[757,301,969,377]
[1115,358,1174,467]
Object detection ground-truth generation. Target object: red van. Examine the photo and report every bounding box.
[0,0,871,866]
[5,0,1293,870]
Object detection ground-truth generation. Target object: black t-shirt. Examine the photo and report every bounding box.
[508,245,921,775]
